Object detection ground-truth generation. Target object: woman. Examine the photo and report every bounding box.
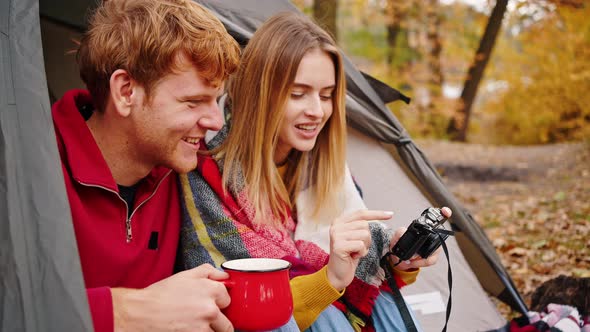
[178,12,447,331]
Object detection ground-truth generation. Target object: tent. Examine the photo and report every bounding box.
[0,0,528,330]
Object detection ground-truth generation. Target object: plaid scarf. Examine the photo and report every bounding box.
[177,127,406,331]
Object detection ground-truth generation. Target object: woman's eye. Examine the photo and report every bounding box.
[291,92,304,99]
[320,94,333,101]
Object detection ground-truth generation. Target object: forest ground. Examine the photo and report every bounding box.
[416,139,590,317]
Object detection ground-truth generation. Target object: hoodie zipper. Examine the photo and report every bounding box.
[75,170,172,243]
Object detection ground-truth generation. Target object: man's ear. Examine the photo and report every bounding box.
[109,69,136,117]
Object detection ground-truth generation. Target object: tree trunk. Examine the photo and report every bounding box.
[313,0,338,41]
[447,0,509,141]
[416,0,444,136]
[385,0,408,65]
[425,0,443,94]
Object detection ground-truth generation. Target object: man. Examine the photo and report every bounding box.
[52,0,241,331]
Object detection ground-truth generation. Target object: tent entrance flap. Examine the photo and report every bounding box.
[1,0,92,330]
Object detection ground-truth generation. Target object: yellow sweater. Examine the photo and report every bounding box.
[290,265,419,330]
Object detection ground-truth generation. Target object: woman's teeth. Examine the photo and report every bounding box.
[295,124,317,131]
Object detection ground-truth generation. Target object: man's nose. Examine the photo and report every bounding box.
[199,101,224,131]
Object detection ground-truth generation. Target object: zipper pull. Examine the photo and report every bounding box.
[126,219,132,243]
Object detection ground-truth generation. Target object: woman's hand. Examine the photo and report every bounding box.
[388,207,452,271]
[326,209,393,291]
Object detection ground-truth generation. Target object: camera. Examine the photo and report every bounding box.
[391,207,450,261]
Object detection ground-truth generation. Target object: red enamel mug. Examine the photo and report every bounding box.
[221,258,293,331]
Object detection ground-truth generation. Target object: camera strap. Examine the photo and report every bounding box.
[380,228,455,332]
[380,254,419,332]
[435,229,454,332]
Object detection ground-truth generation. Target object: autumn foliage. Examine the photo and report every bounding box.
[300,0,590,145]
[482,4,590,144]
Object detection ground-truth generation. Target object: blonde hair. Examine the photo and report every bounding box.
[220,12,347,225]
[77,0,240,112]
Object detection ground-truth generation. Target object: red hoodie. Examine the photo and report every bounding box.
[52,90,181,332]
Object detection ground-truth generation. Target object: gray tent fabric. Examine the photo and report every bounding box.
[345,128,507,330]
[1,0,528,331]
[0,0,91,331]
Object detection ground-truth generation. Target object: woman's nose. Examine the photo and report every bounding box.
[304,95,324,117]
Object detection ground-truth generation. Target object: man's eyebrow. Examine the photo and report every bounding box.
[179,92,219,100]
[177,84,224,100]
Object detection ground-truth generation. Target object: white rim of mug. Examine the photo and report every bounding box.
[221,258,292,272]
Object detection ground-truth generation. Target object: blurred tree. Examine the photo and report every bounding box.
[291,0,306,10]
[384,0,409,66]
[329,0,588,144]
[338,0,390,65]
[482,2,590,144]
[314,0,338,41]
[447,0,509,141]
[425,0,443,93]
[408,0,447,137]
[548,0,584,7]
[291,0,313,16]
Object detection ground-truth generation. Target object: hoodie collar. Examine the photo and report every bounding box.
[52,89,171,193]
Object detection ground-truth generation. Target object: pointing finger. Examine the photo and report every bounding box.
[334,210,394,225]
